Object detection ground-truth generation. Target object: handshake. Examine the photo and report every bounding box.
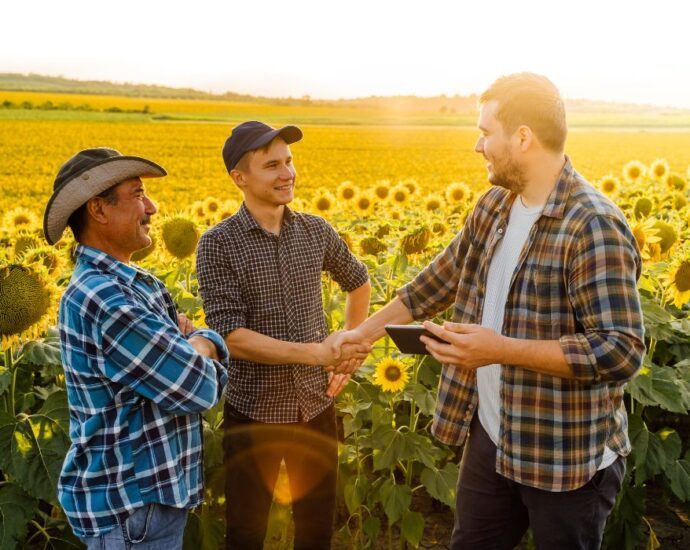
[314,329,371,375]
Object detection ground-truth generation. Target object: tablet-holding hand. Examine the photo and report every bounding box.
[420,321,506,369]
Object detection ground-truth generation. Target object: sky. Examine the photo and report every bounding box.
[3,0,690,107]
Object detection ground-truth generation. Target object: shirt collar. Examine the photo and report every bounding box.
[541,155,576,220]
[237,202,295,234]
[74,244,152,285]
[497,155,575,221]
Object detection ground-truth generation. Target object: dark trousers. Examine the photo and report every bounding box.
[223,402,337,550]
[451,416,625,550]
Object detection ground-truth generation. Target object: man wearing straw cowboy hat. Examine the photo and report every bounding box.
[45,147,229,549]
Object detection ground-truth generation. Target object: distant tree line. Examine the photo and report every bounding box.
[0,99,151,114]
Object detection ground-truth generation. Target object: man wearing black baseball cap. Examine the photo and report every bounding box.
[46,148,230,549]
[197,122,372,548]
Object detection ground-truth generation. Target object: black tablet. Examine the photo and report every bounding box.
[384,324,448,355]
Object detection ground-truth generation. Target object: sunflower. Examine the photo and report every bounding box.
[354,192,374,215]
[598,175,620,196]
[202,196,222,215]
[649,159,670,182]
[0,263,54,339]
[190,201,207,221]
[631,218,661,259]
[445,182,471,204]
[19,244,66,276]
[374,180,391,200]
[336,181,360,202]
[665,173,687,192]
[373,357,411,392]
[401,226,431,255]
[432,221,448,236]
[663,258,690,308]
[311,190,335,214]
[2,207,37,230]
[622,160,647,184]
[672,192,687,211]
[360,237,387,256]
[219,200,239,220]
[424,194,444,212]
[401,178,419,196]
[161,215,199,259]
[13,232,40,259]
[389,184,410,206]
[633,197,654,219]
[653,220,678,255]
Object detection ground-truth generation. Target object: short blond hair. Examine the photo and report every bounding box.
[480,73,567,152]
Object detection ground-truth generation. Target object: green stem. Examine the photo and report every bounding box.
[5,348,15,417]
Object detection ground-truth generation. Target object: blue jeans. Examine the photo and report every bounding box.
[82,504,188,550]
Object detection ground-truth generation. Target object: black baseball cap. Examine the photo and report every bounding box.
[222,121,303,173]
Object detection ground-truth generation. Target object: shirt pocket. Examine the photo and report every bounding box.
[525,263,568,338]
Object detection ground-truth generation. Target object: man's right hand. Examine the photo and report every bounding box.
[315,330,370,368]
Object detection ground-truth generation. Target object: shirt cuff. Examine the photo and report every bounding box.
[559,333,598,384]
[396,283,429,321]
[189,328,230,367]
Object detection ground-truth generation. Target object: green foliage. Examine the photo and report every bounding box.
[0,483,37,550]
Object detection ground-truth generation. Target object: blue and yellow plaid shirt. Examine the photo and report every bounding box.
[399,159,645,492]
[57,245,228,538]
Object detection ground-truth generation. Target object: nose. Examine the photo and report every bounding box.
[280,163,295,180]
[144,195,158,215]
[474,136,484,154]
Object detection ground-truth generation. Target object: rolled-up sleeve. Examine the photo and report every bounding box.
[196,231,247,338]
[560,214,645,384]
[397,227,470,320]
[97,298,227,414]
[322,220,369,292]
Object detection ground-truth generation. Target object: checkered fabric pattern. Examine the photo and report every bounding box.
[57,245,229,538]
[196,204,369,423]
[398,158,645,492]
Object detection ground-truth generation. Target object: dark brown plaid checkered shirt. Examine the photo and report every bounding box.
[398,158,645,491]
[196,203,369,423]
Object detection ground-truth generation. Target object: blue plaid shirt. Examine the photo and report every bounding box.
[57,245,228,538]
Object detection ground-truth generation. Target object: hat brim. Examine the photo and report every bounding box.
[44,156,166,245]
[247,125,303,152]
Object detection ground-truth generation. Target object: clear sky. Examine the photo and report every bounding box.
[4,0,690,107]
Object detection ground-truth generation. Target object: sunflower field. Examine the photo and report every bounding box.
[2,92,690,549]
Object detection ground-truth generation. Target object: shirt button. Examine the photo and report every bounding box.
[498,227,504,234]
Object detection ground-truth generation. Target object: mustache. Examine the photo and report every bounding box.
[140,216,152,225]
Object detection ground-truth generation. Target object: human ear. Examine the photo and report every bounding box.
[86,197,109,225]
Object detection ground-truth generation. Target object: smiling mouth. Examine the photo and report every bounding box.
[275,184,293,191]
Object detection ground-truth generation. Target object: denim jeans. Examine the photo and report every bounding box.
[82,504,188,550]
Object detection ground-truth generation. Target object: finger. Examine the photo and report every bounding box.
[442,321,476,333]
[333,374,351,396]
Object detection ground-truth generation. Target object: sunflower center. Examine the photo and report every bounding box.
[316,198,331,211]
[343,188,355,199]
[675,261,690,292]
[384,366,402,381]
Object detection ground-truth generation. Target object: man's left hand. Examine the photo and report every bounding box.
[326,372,351,397]
[177,312,195,335]
[420,321,506,369]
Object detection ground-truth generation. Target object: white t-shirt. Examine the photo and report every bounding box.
[477,196,617,472]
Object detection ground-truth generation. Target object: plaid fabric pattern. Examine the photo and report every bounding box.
[57,245,229,538]
[398,159,645,491]
[197,203,369,423]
